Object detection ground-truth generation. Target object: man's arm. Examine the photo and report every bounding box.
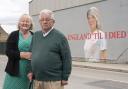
[60,36,72,83]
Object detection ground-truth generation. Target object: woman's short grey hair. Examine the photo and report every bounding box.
[39,9,55,20]
[18,14,34,30]
[87,7,101,29]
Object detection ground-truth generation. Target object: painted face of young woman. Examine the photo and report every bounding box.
[87,15,97,30]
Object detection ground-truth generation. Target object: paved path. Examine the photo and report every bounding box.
[0,55,7,89]
[0,55,128,89]
[72,61,128,73]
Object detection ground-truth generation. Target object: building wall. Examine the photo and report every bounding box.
[0,26,8,54]
[29,0,103,15]
[29,0,128,62]
[0,26,8,42]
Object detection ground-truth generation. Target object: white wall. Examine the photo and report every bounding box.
[30,0,128,61]
[29,0,103,15]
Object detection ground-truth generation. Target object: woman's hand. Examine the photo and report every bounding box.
[20,52,32,59]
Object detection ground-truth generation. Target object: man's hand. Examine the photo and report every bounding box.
[27,72,33,81]
[61,80,68,86]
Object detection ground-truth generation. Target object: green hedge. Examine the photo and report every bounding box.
[0,42,6,54]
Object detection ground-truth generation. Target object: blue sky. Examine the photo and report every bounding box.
[0,0,31,25]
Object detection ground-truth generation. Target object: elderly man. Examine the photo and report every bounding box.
[29,9,72,89]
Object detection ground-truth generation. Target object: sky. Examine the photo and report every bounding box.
[0,0,31,25]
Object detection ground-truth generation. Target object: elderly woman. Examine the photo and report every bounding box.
[3,14,33,89]
[84,7,107,62]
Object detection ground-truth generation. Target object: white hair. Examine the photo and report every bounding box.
[39,9,55,20]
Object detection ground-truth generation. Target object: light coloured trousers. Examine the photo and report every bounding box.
[33,80,64,89]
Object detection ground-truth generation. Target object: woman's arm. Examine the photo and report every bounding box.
[5,31,20,60]
[100,50,107,60]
